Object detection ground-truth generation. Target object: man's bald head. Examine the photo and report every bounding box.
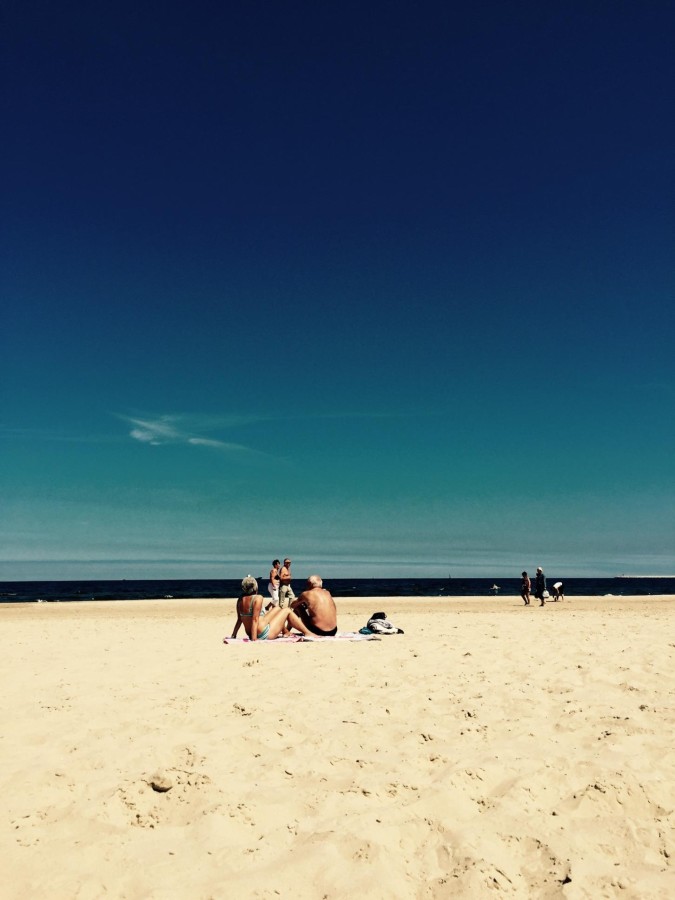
[306,575,323,588]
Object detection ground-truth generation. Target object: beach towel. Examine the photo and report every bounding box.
[302,632,381,642]
[222,632,381,645]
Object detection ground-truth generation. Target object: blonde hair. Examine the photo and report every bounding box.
[241,575,258,595]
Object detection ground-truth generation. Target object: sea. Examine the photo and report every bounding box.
[1,577,674,604]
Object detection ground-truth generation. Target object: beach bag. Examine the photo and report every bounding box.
[542,590,550,599]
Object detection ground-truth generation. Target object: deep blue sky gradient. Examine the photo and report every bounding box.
[2,1,674,578]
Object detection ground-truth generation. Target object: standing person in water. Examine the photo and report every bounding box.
[230,577,292,641]
[268,559,281,606]
[521,571,531,605]
[278,558,296,609]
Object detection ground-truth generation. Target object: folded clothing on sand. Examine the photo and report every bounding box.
[360,612,404,635]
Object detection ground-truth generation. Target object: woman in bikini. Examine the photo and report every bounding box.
[268,559,281,605]
[230,576,292,641]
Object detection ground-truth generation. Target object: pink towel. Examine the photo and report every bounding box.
[222,632,380,645]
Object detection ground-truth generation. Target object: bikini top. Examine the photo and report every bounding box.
[238,595,257,617]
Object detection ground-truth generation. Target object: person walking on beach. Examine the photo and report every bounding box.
[534,567,547,606]
[268,559,281,606]
[230,577,293,641]
[278,558,296,609]
[288,576,338,637]
[521,571,531,605]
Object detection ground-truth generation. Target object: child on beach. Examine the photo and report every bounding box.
[521,572,531,605]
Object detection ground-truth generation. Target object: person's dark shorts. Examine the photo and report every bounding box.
[305,621,338,637]
[297,606,337,637]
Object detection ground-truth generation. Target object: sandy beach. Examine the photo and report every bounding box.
[2,595,674,899]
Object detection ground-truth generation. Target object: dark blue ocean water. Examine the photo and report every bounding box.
[1,577,673,603]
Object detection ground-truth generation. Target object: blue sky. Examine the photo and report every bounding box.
[2,1,674,579]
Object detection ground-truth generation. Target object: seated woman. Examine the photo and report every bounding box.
[230,576,292,641]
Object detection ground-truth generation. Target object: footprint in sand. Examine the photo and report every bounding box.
[109,745,220,828]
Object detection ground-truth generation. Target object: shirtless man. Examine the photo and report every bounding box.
[520,571,531,605]
[278,558,295,609]
[288,576,338,637]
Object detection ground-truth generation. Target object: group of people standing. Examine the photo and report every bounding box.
[521,568,565,606]
[266,558,295,608]
[230,557,339,641]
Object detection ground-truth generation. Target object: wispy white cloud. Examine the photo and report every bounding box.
[118,409,413,452]
[115,407,418,461]
[187,437,227,448]
[187,437,254,452]
[118,414,272,458]
[124,416,182,446]
[1,409,411,451]
[0,425,122,444]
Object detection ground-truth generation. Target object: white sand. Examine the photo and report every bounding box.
[1,595,674,898]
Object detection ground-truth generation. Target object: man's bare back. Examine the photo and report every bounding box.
[289,576,337,636]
